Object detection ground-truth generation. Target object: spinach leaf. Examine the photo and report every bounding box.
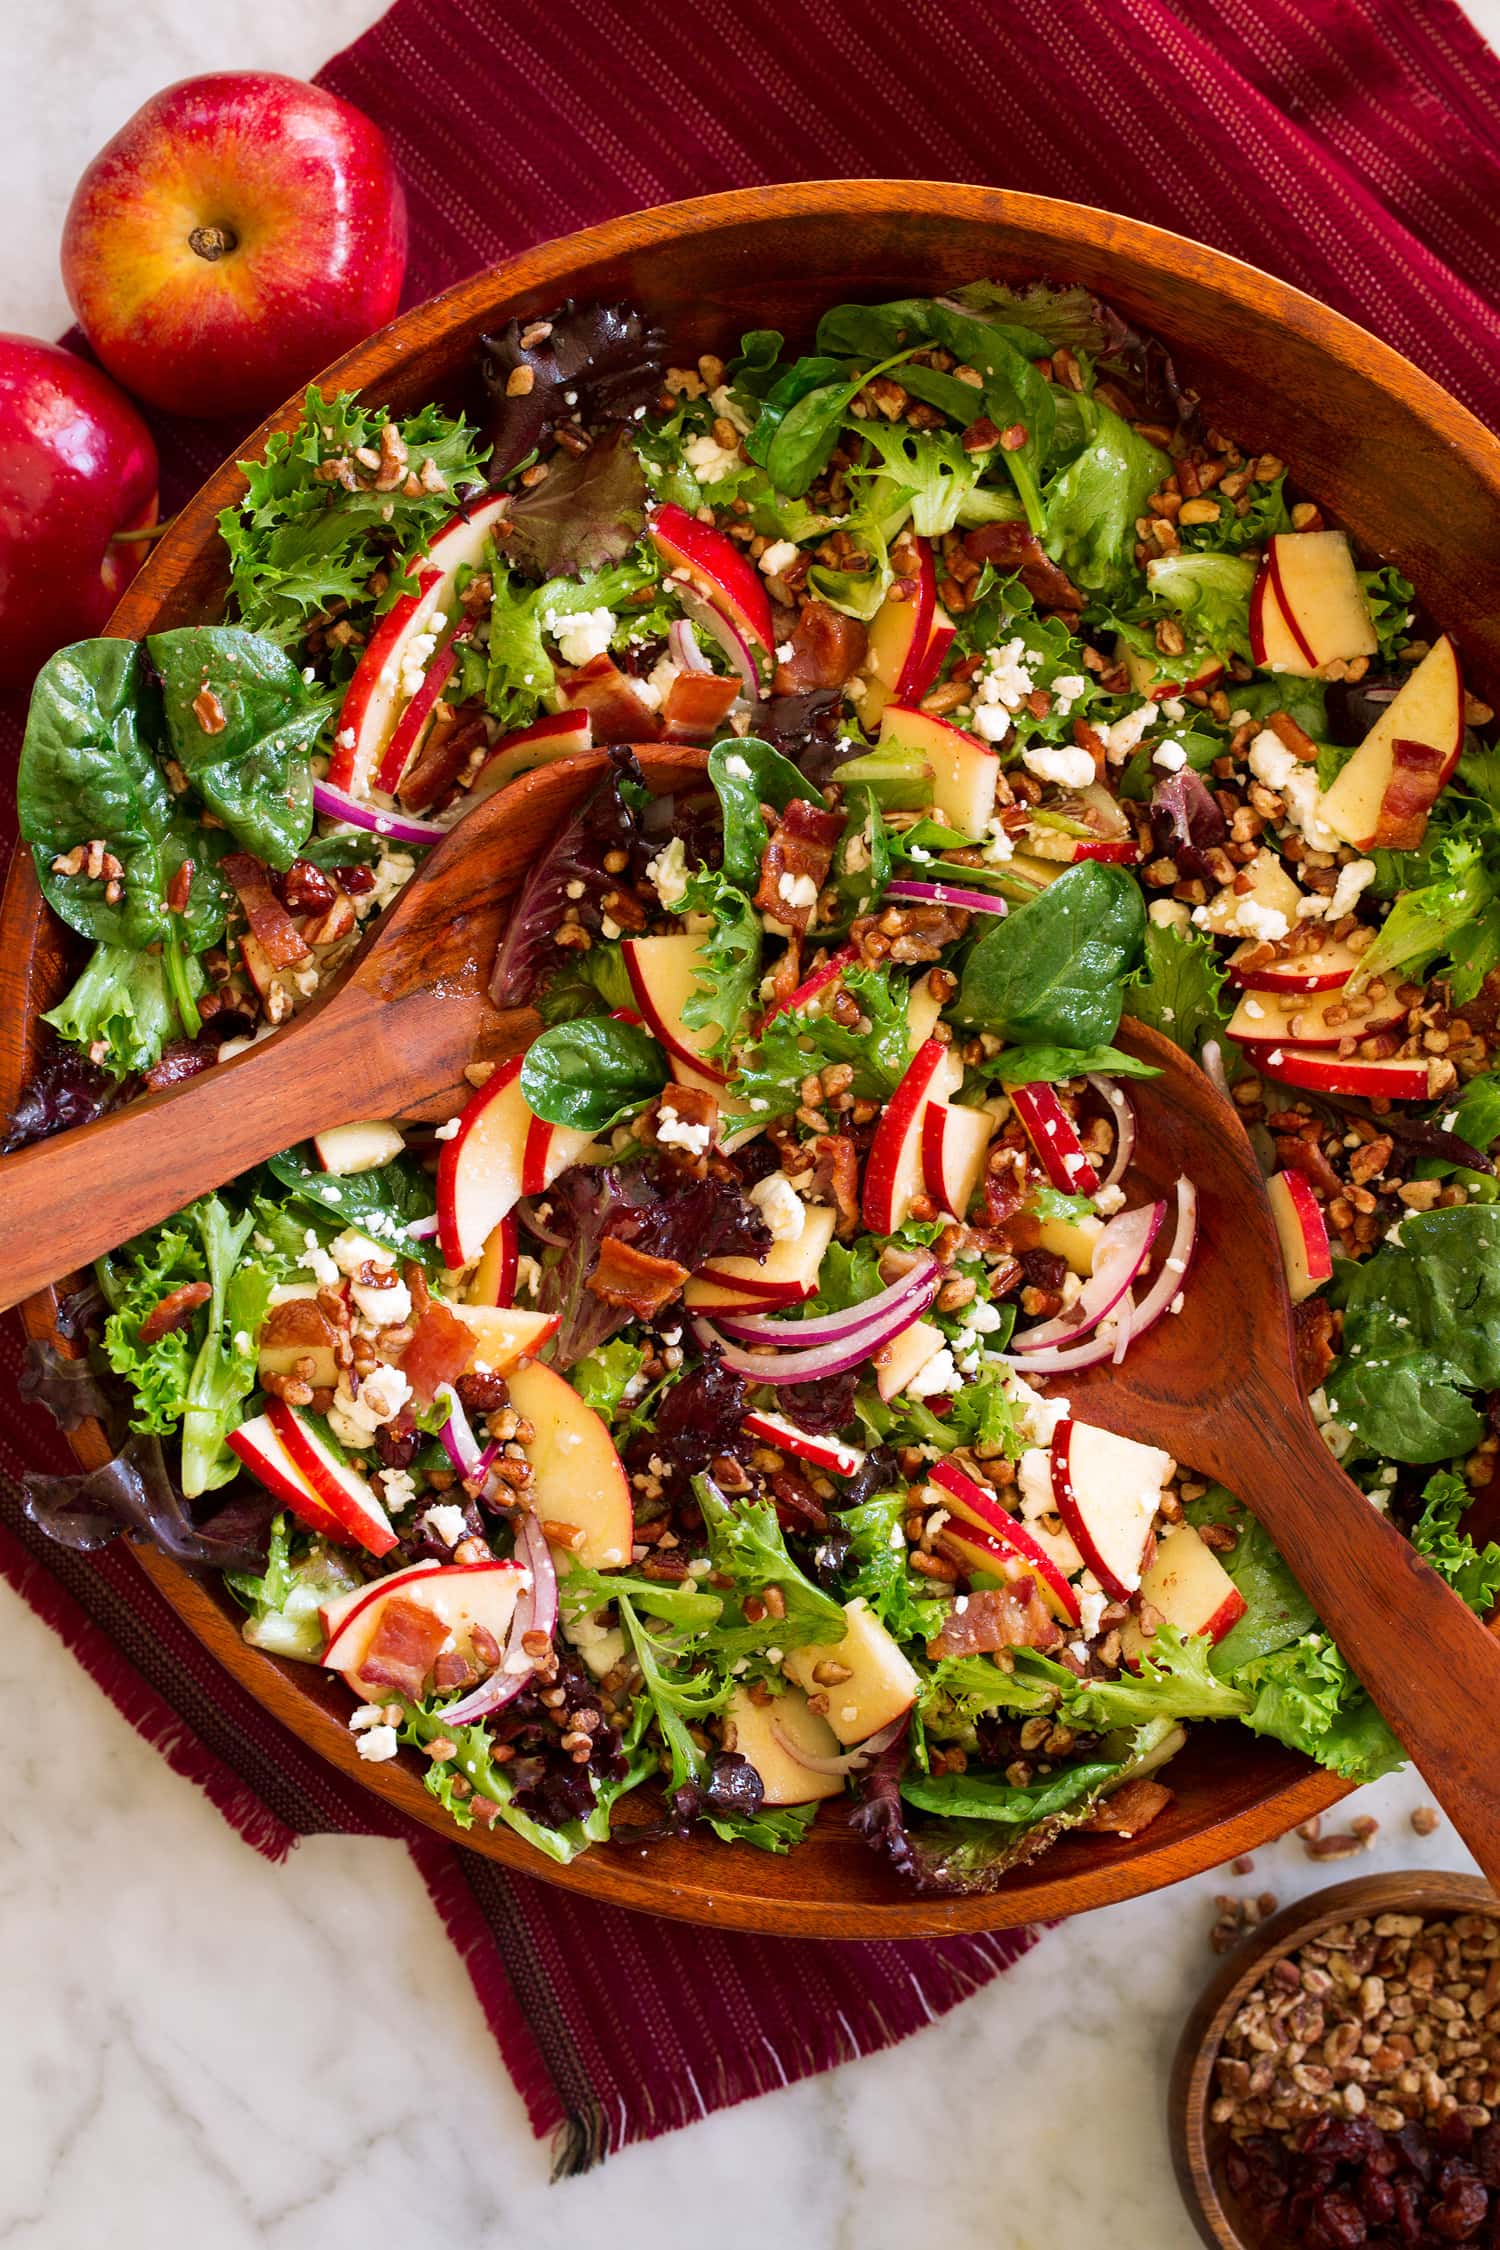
[744,354,845,486]
[43,942,201,1079]
[983,1043,1160,1086]
[149,627,327,870]
[954,860,1146,1049]
[831,788,891,920]
[1325,1206,1500,1461]
[708,737,822,891]
[1041,396,1168,597]
[1124,915,1236,1061]
[900,1760,1117,1824]
[263,1142,444,1270]
[519,1016,666,1133]
[751,348,915,498]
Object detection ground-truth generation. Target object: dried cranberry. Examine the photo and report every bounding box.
[374,1413,418,1470]
[456,1369,509,1414]
[1392,2176,1426,2245]
[1303,2190,1369,2250]
[1357,2166,1396,2224]
[334,863,376,896]
[1019,1247,1067,1291]
[276,858,337,913]
[702,1751,764,1818]
[1431,2179,1490,2240]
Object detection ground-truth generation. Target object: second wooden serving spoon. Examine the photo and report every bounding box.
[2,746,1498,1879]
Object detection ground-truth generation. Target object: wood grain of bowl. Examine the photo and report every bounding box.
[8,182,1500,1936]
[1171,1873,1500,2250]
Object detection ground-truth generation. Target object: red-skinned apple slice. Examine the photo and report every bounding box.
[470,1216,518,1308]
[758,943,857,1030]
[1050,1418,1171,1601]
[503,1358,632,1569]
[467,710,593,804]
[929,1458,1081,1625]
[648,502,774,663]
[782,1598,919,1744]
[1267,531,1377,672]
[435,1056,528,1269]
[908,609,955,704]
[1320,636,1463,850]
[1227,981,1403,1049]
[228,1412,348,1542]
[1248,564,1310,675]
[1267,1169,1333,1304]
[1228,936,1360,993]
[320,1558,526,1693]
[684,1205,836,1310]
[862,1037,953,1232]
[520,1108,595,1199]
[853,540,938,727]
[920,1098,993,1218]
[623,934,730,1084]
[1007,1081,1100,1194]
[372,615,475,795]
[1242,1043,1433,1100]
[266,1400,398,1557]
[878,704,999,837]
[1121,1526,1246,1661]
[873,1316,944,1403]
[328,492,510,790]
[448,1302,560,1375]
[742,1409,865,1477]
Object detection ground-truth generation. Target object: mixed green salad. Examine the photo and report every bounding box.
[12,280,1500,1894]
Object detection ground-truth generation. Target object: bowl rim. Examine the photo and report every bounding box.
[13,175,1498,1935]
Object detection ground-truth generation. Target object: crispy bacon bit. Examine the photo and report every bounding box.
[357,1596,450,1699]
[806,1131,861,1238]
[772,602,868,694]
[650,1079,719,1156]
[962,521,1084,613]
[165,858,195,915]
[222,852,312,969]
[769,1465,829,1535]
[753,797,845,932]
[137,1281,212,1345]
[1294,1296,1339,1397]
[398,1300,476,1403]
[929,1574,1062,1656]
[1072,718,1108,777]
[663,672,740,739]
[1276,1133,1343,1199]
[1372,737,1449,851]
[1084,1777,1174,1837]
[587,1237,689,1317]
[399,706,490,812]
[559,654,662,743]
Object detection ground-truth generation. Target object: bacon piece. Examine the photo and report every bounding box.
[651,1080,719,1157]
[137,1281,212,1345]
[1084,1778,1174,1837]
[587,1237,689,1317]
[399,706,489,812]
[222,852,312,968]
[771,602,868,694]
[1294,1296,1339,1397]
[260,1296,342,1358]
[398,1299,475,1403]
[769,1465,829,1535]
[929,1575,1062,1657]
[560,654,662,743]
[357,1595,450,1698]
[962,521,1084,613]
[1373,738,1449,851]
[1275,1132,1342,1199]
[663,672,741,739]
[753,798,845,932]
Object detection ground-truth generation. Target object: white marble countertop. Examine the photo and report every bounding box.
[3,4,1497,2242]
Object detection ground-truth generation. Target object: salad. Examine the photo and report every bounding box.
[12,281,1500,1896]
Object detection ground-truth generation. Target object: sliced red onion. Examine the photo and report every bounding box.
[1001,1175,1197,1374]
[312,779,447,846]
[1012,1200,1163,1353]
[436,1384,483,1478]
[692,1315,889,1385]
[769,1714,904,1777]
[1085,1073,1137,1193]
[434,1517,558,1727]
[1201,1039,1231,1101]
[515,1196,566,1248]
[673,581,759,695]
[517,1513,558,1640]
[714,1255,939,1349]
[1110,1291,1136,1366]
[885,878,1009,918]
[406,1213,441,1241]
[669,617,710,673]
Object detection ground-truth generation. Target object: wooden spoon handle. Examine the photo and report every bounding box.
[1225,1403,1500,1885]
[0,989,400,1314]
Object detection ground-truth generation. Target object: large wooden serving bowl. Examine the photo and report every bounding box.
[7,182,1500,1937]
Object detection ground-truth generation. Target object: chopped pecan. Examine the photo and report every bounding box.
[137,1281,212,1345]
[222,852,312,969]
[399,706,490,813]
[1293,1296,1339,1396]
[805,1131,860,1237]
[962,521,1084,612]
[771,601,868,694]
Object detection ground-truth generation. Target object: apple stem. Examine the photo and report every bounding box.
[110,519,173,545]
[188,224,237,262]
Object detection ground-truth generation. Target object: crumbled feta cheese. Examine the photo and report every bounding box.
[1148,898,1191,931]
[1192,894,1289,943]
[1308,1386,1356,1461]
[1077,1576,1109,1639]
[545,605,615,666]
[1021,743,1097,789]
[1325,857,1377,922]
[1006,1370,1070,1446]
[1151,738,1188,773]
[1093,1182,1126,1215]
[684,432,741,484]
[776,870,819,911]
[600,914,622,941]
[638,652,681,712]
[1248,728,1298,791]
[708,383,752,435]
[656,1107,712,1156]
[1016,1447,1055,1519]
[1051,672,1087,714]
[975,636,1035,714]
[355,1725,399,1762]
[759,538,799,577]
[748,1172,806,1242]
[1094,701,1158,764]
[971,703,1012,745]
[327,1363,412,1449]
[1161,697,1187,723]
[351,1274,412,1327]
[645,835,690,909]
[421,1503,469,1548]
[348,1704,387,1732]
[381,1467,417,1513]
[904,1345,962,1399]
[775,641,795,663]
[981,818,1015,864]
[332,1230,395,1276]
[297,1237,340,1288]
[963,1296,1004,1334]
[335,725,356,751]
[1281,767,1342,852]
[433,1117,461,1141]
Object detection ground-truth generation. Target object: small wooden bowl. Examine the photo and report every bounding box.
[1171,1872,1500,2250]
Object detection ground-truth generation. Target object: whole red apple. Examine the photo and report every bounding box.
[61,73,408,422]
[0,336,159,698]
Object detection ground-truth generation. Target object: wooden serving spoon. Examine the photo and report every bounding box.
[3,748,1498,1876]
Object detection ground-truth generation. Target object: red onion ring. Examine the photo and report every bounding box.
[669,618,710,673]
[1001,1175,1198,1374]
[406,1213,441,1241]
[768,1714,904,1777]
[1085,1072,1137,1193]
[433,1517,559,1728]
[692,1314,902,1385]
[672,581,760,694]
[311,778,447,846]
[1200,1039,1231,1101]
[713,1255,939,1349]
[1012,1200,1163,1353]
[885,878,1009,918]
[436,1384,483,1479]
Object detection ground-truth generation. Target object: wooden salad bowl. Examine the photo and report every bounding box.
[6,181,1500,1938]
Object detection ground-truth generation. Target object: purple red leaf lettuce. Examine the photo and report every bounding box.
[490,747,645,1008]
[481,299,666,478]
[1149,769,1226,877]
[4,1035,117,1151]
[22,1432,276,1572]
[503,430,648,581]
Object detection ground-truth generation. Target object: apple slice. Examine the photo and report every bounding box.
[320,1558,527,1695]
[1007,1081,1100,1194]
[1228,981,1404,1050]
[449,1301,560,1374]
[266,1400,398,1558]
[623,933,730,1084]
[1267,1170,1333,1304]
[470,1216,518,1308]
[920,1098,993,1219]
[257,1290,340,1393]
[467,710,593,804]
[435,1057,529,1269]
[758,943,857,1031]
[743,1409,865,1477]
[684,1204,837,1309]
[873,1316,944,1403]
[313,1120,406,1175]
[878,704,999,837]
[1319,637,1464,850]
[1267,531,1377,672]
[1050,1418,1171,1601]
[503,1358,632,1569]
[1244,1043,1432,1100]
[1119,636,1225,699]
[227,1411,348,1543]
[1228,936,1360,993]
[862,1037,953,1232]
[1036,1208,1104,1277]
[1248,565,1309,674]
[853,538,937,728]
[929,1458,1081,1625]
[1121,1525,1246,1659]
[782,1597,919,1745]
[724,1685,845,1806]
[520,1109,595,1199]
[1196,847,1305,938]
[648,502,774,665]
[328,492,510,790]
[373,615,476,795]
